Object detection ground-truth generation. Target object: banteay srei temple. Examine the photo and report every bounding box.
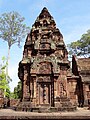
[16,7,90,112]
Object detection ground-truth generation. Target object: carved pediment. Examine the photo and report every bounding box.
[38,62,52,74]
[30,55,60,75]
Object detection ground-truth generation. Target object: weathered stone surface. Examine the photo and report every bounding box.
[0,108,90,119]
[10,99,20,107]
[72,56,90,107]
[18,7,90,112]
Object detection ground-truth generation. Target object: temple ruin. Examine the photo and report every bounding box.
[18,7,90,112]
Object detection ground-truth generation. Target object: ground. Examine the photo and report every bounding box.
[0,107,90,119]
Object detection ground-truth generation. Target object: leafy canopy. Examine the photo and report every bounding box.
[0,11,30,48]
[67,30,90,58]
[0,57,11,98]
[13,81,22,99]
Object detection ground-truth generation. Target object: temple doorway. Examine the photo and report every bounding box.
[38,83,51,105]
[36,77,54,107]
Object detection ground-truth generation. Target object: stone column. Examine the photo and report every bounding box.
[54,79,57,97]
[36,82,38,105]
[23,65,30,101]
[43,84,46,104]
[38,84,40,105]
[51,82,54,107]
[46,84,49,104]
[83,84,88,106]
[34,79,36,97]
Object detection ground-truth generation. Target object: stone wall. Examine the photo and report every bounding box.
[10,99,20,107]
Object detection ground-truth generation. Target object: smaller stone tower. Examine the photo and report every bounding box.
[17,7,77,112]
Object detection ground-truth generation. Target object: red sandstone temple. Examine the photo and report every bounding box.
[18,7,90,111]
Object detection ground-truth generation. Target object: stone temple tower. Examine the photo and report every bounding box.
[18,7,76,111]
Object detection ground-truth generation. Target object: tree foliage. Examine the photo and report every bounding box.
[13,81,22,99]
[67,30,90,58]
[0,11,30,49]
[0,57,11,98]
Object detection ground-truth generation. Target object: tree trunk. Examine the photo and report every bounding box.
[6,46,10,83]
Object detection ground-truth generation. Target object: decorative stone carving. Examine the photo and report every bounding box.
[18,7,77,112]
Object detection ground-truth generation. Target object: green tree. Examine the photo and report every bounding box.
[13,81,22,99]
[0,57,11,98]
[67,30,90,58]
[0,11,30,80]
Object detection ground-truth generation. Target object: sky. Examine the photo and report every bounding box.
[0,0,90,92]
